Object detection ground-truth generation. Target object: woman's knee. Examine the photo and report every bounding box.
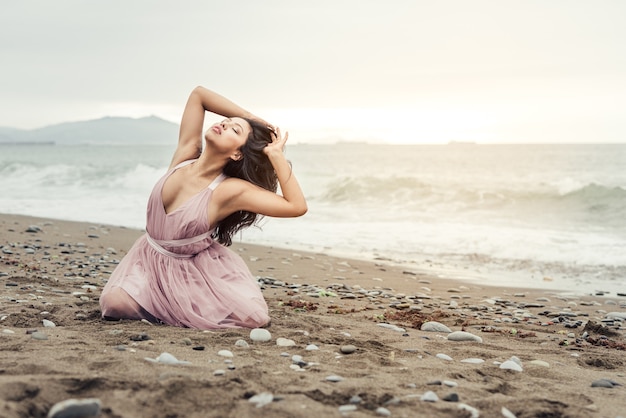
[100,287,142,319]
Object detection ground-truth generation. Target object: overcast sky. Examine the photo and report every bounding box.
[1,0,625,143]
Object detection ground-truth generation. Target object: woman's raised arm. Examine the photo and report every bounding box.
[225,128,308,219]
[170,86,258,168]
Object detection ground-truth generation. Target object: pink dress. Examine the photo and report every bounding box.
[99,160,269,329]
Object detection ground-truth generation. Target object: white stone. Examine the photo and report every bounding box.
[47,398,101,418]
[447,331,483,343]
[529,360,550,368]
[502,406,518,418]
[144,352,190,365]
[421,391,439,402]
[217,350,234,358]
[458,403,480,418]
[250,328,271,342]
[377,323,406,332]
[305,344,319,351]
[461,358,485,364]
[436,353,453,361]
[248,392,273,408]
[326,375,344,382]
[338,405,357,412]
[42,319,56,328]
[276,337,296,347]
[376,407,392,416]
[499,360,523,372]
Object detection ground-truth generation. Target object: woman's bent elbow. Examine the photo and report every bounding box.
[294,203,308,217]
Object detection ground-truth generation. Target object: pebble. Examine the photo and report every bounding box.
[326,375,344,382]
[338,405,357,412]
[235,339,249,348]
[443,393,459,402]
[31,331,48,340]
[529,360,549,368]
[213,369,226,376]
[606,312,626,320]
[276,337,296,347]
[591,379,620,388]
[144,352,191,365]
[501,406,517,418]
[458,403,480,418]
[217,350,233,358]
[340,344,357,354]
[461,358,485,364]
[250,328,272,342]
[377,323,406,332]
[248,392,273,408]
[2,329,15,334]
[42,319,56,328]
[499,360,523,372]
[305,344,319,351]
[375,406,392,416]
[47,398,101,418]
[436,353,453,361]
[421,391,439,402]
[420,321,452,333]
[447,331,483,343]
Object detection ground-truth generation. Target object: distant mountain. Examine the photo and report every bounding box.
[0,116,180,145]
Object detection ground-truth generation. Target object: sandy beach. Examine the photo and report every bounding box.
[1,213,624,418]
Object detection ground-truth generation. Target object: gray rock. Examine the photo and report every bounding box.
[591,379,620,388]
[447,331,483,343]
[340,344,357,354]
[234,339,249,348]
[421,321,452,333]
[606,312,626,320]
[443,393,459,402]
[31,332,48,340]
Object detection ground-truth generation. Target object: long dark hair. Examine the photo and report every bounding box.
[213,118,278,246]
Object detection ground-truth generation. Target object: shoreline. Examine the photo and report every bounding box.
[3,211,620,298]
[1,213,625,417]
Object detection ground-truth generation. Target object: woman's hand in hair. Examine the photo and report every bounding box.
[263,127,288,157]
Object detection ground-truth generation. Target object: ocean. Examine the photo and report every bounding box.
[1,143,625,295]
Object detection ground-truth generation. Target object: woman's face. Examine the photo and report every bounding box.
[205,117,251,156]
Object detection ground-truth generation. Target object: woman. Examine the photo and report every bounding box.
[99,86,307,329]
